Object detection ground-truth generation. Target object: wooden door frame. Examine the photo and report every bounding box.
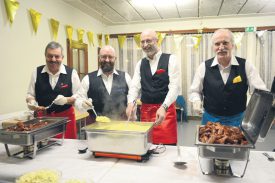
[67,39,88,76]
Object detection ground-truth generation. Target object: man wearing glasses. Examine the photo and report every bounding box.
[26,41,81,139]
[126,29,180,145]
[75,45,131,120]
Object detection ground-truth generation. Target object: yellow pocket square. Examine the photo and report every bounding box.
[233,76,242,83]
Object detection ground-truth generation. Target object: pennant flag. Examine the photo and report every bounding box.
[50,18,59,41]
[192,35,202,49]
[134,34,141,48]
[77,28,85,43]
[105,34,110,45]
[97,34,103,48]
[233,32,244,48]
[4,0,19,24]
[157,32,166,46]
[173,34,184,50]
[87,31,94,46]
[65,25,73,44]
[118,35,126,48]
[29,9,41,33]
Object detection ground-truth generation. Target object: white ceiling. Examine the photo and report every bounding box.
[63,0,275,25]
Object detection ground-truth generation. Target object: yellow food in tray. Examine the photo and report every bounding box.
[16,169,60,183]
[96,116,111,122]
[86,121,153,132]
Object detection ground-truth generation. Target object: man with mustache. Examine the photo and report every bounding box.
[189,29,267,126]
[26,41,81,139]
[75,45,131,120]
[126,29,180,145]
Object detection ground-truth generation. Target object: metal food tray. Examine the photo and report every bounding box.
[0,117,68,146]
[195,90,275,177]
[84,121,154,155]
[195,126,253,160]
[195,89,275,161]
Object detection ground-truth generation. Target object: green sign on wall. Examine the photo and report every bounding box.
[245,27,256,32]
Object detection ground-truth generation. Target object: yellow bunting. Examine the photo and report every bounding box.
[192,35,202,49]
[66,25,73,44]
[105,34,110,45]
[133,34,141,48]
[50,18,59,41]
[29,9,41,33]
[157,32,166,46]
[97,34,103,48]
[117,35,126,48]
[4,0,19,24]
[87,31,94,46]
[77,28,85,43]
[233,32,244,49]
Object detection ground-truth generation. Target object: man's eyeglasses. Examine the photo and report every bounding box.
[46,54,63,59]
[99,55,116,60]
[141,39,155,45]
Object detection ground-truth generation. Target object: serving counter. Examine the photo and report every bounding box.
[0,139,274,183]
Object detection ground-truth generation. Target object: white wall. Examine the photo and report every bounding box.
[0,0,104,114]
[106,14,275,34]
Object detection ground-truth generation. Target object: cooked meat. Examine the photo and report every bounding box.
[6,121,49,132]
[199,121,248,145]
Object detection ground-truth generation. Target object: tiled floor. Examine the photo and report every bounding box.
[178,120,275,152]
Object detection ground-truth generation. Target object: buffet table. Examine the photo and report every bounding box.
[0,139,274,183]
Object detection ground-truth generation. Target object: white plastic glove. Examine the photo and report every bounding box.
[53,95,67,105]
[82,98,93,110]
[193,100,203,115]
[27,100,38,111]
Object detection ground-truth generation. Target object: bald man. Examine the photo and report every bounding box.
[75,45,131,120]
[126,29,180,145]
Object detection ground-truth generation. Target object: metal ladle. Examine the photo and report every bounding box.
[174,108,187,166]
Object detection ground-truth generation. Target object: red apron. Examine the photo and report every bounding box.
[37,106,77,139]
[141,103,177,144]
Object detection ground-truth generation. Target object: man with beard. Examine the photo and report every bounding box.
[126,29,180,145]
[189,28,267,126]
[26,41,81,139]
[75,45,131,120]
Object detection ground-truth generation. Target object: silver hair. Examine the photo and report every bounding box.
[44,41,64,56]
[211,28,235,45]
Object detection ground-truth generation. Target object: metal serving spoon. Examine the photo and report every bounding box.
[174,109,187,166]
[45,101,55,109]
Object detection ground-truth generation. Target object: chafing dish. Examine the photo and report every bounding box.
[195,89,275,177]
[0,117,69,158]
[84,121,154,156]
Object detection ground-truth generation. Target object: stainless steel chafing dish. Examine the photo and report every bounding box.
[195,89,275,177]
[84,121,154,156]
[0,117,69,158]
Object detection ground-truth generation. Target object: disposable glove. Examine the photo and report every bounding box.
[193,100,203,115]
[82,98,93,110]
[27,100,38,111]
[53,95,67,105]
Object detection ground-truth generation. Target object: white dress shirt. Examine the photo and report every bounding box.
[26,64,81,100]
[75,68,131,112]
[127,50,180,107]
[189,56,268,102]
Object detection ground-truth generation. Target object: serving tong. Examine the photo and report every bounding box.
[263,152,274,161]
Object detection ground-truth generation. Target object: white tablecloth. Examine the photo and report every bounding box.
[0,139,274,183]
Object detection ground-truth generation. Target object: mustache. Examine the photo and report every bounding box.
[47,61,61,65]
